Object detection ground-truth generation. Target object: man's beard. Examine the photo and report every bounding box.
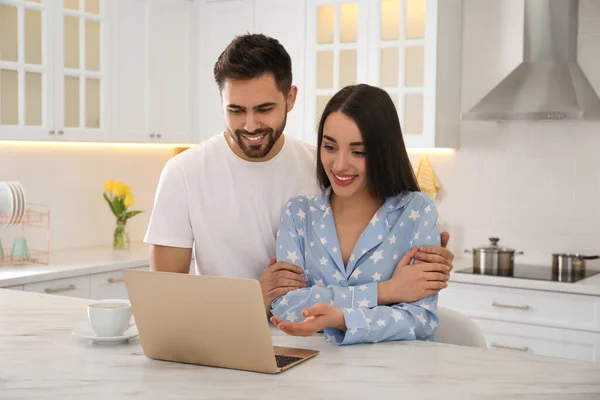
[231,114,287,159]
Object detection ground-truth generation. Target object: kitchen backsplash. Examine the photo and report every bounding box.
[414,121,600,265]
[0,145,172,251]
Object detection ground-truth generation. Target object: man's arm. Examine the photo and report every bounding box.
[415,231,455,271]
[150,244,192,274]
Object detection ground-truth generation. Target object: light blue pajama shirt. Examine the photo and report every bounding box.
[271,187,441,345]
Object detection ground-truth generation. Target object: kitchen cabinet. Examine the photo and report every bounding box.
[439,282,600,362]
[111,0,196,143]
[304,0,462,148]
[1,0,196,143]
[0,0,110,141]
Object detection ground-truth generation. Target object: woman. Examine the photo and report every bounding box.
[270,84,441,346]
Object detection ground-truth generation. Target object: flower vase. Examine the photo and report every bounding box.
[113,220,130,250]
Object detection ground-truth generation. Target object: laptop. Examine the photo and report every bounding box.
[122,269,319,374]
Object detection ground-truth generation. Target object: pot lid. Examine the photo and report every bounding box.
[474,237,515,253]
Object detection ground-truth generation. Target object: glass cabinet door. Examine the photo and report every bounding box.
[306,0,369,142]
[55,0,106,139]
[0,0,52,139]
[372,0,427,137]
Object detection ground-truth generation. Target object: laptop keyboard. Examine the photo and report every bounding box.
[275,355,302,368]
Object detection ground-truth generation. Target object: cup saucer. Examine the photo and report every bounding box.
[72,325,139,345]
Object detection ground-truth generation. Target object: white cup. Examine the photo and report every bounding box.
[88,300,134,337]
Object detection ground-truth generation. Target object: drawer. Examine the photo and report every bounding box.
[439,282,600,332]
[90,270,128,300]
[90,265,151,300]
[473,318,600,363]
[24,276,90,298]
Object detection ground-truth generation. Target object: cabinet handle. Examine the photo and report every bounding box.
[57,130,64,135]
[492,301,530,311]
[156,133,162,139]
[149,133,156,138]
[49,130,55,135]
[491,343,529,352]
[44,284,76,293]
[107,277,125,284]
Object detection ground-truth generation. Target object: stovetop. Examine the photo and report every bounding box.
[456,264,600,283]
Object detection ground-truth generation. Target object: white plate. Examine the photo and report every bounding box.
[8,181,25,226]
[8,182,21,226]
[72,325,139,345]
[0,182,13,226]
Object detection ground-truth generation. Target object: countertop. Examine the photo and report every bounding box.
[1,289,599,399]
[0,243,150,287]
[2,246,600,297]
[450,257,600,296]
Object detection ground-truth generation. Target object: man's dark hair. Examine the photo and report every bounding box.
[213,33,293,94]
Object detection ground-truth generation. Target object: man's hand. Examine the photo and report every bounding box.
[414,231,455,272]
[270,303,345,337]
[379,247,449,305]
[259,257,307,313]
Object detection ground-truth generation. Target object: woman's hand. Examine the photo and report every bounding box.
[270,303,345,337]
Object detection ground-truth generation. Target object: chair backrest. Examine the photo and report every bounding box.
[435,306,488,348]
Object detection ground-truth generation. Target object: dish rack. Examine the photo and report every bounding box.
[0,203,50,265]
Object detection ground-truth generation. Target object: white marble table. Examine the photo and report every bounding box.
[1,289,599,399]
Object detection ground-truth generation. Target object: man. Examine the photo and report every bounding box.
[144,33,454,313]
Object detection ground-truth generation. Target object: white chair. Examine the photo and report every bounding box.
[435,306,488,348]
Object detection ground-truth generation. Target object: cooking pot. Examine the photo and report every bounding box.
[465,238,524,275]
[552,253,599,275]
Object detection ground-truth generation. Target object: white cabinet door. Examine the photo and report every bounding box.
[111,0,194,144]
[24,275,90,298]
[305,0,370,146]
[147,0,194,144]
[53,0,111,142]
[197,0,254,143]
[110,0,152,142]
[0,0,54,140]
[254,0,307,143]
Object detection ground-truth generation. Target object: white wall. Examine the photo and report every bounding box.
[0,145,172,251]
[417,0,600,266]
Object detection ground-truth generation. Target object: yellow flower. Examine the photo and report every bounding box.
[124,194,135,208]
[112,181,126,197]
[123,184,131,196]
[103,179,115,192]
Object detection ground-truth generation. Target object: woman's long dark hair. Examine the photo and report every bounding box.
[316,84,420,199]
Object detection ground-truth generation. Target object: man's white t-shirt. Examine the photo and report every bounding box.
[144,133,320,279]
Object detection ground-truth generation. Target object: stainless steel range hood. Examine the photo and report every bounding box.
[462,0,600,121]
